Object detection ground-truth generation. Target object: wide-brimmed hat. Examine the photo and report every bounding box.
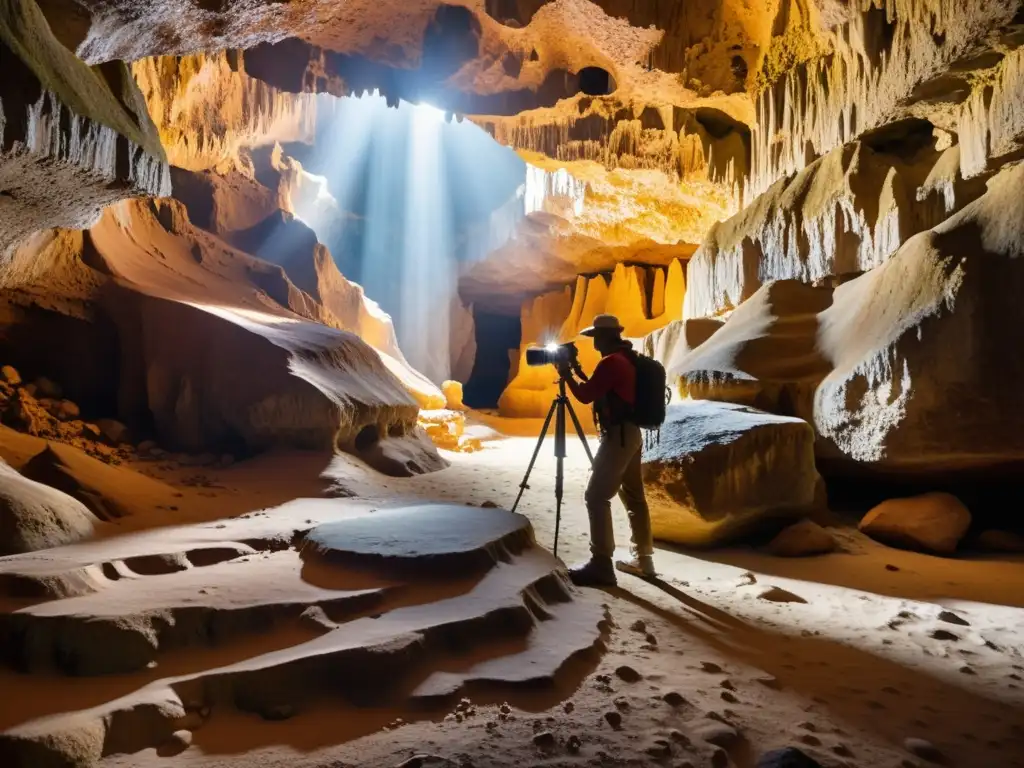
[580,313,624,337]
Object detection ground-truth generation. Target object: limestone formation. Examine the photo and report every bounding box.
[0,504,604,763]
[0,459,96,556]
[859,493,972,556]
[0,0,169,256]
[642,401,821,548]
[500,259,685,418]
[674,279,833,417]
[814,162,1024,477]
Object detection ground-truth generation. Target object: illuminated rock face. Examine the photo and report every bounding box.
[0,0,169,257]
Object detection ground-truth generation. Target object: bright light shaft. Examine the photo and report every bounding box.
[402,102,454,385]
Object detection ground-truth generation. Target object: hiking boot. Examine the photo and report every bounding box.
[568,556,617,587]
[615,554,656,579]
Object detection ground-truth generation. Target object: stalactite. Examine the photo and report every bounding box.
[958,47,1024,179]
[132,52,319,171]
[748,0,1020,207]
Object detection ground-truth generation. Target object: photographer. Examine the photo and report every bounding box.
[554,314,655,587]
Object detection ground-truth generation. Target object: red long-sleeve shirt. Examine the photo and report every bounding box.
[566,350,636,406]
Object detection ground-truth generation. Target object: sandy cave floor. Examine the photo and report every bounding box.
[2,415,1023,768]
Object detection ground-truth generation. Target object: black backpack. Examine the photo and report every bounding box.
[627,349,669,429]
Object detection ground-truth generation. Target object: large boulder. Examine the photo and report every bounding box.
[642,401,821,547]
[859,493,971,556]
[0,459,97,555]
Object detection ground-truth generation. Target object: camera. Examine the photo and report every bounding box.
[525,340,578,367]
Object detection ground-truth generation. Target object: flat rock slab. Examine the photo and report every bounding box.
[303,504,533,576]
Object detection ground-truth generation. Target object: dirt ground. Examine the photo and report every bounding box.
[2,414,1023,768]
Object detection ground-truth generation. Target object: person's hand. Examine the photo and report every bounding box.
[554,360,572,380]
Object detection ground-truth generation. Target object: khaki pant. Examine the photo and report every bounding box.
[585,422,653,559]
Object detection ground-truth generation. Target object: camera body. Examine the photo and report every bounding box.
[525,340,579,368]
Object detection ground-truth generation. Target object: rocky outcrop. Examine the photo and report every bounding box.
[0,459,96,555]
[0,0,169,256]
[0,504,605,763]
[642,401,822,548]
[814,161,1024,477]
[0,198,444,473]
[685,139,985,320]
[131,52,317,172]
[674,279,833,417]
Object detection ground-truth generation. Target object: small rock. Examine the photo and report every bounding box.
[798,734,821,746]
[711,748,730,768]
[737,571,757,586]
[646,739,672,758]
[766,520,836,557]
[959,665,976,675]
[613,697,630,711]
[755,747,823,767]
[928,629,959,641]
[615,665,642,683]
[566,734,581,754]
[563,701,574,714]
[499,703,511,715]
[395,756,453,768]
[860,493,971,556]
[938,610,969,626]
[886,564,900,572]
[701,662,723,673]
[720,691,738,703]
[662,691,686,706]
[669,729,690,745]
[81,423,102,440]
[630,619,647,632]
[693,719,739,747]
[34,377,61,398]
[1,366,21,385]
[756,675,781,689]
[903,737,943,762]
[832,744,852,757]
[604,710,622,728]
[531,731,555,748]
[262,704,295,721]
[645,632,658,645]
[721,680,735,691]
[758,587,807,604]
[480,500,498,508]
[157,730,193,756]
[95,418,130,444]
[58,400,80,420]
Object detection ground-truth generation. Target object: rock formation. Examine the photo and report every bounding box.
[0,0,169,257]
[0,458,96,556]
[642,401,822,547]
[0,503,605,764]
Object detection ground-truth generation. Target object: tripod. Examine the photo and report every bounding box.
[511,377,595,557]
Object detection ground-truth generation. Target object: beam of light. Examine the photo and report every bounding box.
[403,98,454,384]
[283,91,589,388]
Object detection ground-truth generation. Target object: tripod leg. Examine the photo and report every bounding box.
[553,400,565,558]
[510,397,558,513]
[564,398,595,465]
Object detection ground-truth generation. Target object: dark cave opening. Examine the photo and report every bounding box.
[463,309,521,409]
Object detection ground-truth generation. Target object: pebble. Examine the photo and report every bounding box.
[886,564,900,572]
[646,739,672,758]
[693,719,739,747]
[720,691,738,703]
[669,729,690,745]
[929,629,959,641]
[904,737,943,762]
[566,734,581,754]
[721,679,735,690]
[755,747,824,767]
[615,665,642,682]
[531,731,555,748]
[758,586,807,603]
[756,675,781,689]
[604,710,622,728]
[938,610,969,626]
[645,632,658,645]
[662,691,686,706]
[563,701,574,713]
[630,619,647,632]
[701,661,723,673]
